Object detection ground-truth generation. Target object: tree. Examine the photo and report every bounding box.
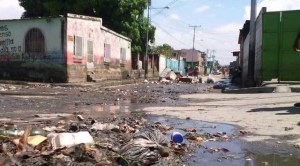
[150,44,174,58]
[18,0,155,55]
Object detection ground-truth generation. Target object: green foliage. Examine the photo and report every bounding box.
[150,44,174,58]
[18,0,155,55]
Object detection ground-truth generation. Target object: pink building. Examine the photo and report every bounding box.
[0,14,131,82]
[173,49,206,75]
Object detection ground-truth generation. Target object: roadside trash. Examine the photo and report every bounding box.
[144,79,149,84]
[262,161,269,166]
[208,147,230,153]
[171,132,184,143]
[239,130,247,135]
[213,81,228,89]
[77,115,84,121]
[91,123,120,131]
[159,68,172,78]
[0,129,46,136]
[159,125,174,134]
[47,131,94,150]
[178,77,192,83]
[182,128,196,132]
[185,132,203,142]
[160,78,171,84]
[169,71,177,81]
[207,74,215,83]
[294,143,300,148]
[14,135,47,147]
[69,122,80,132]
[27,135,48,146]
[284,127,294,131]
[213,132,226,137]
[119,130,169,165]
[159,68,177,81]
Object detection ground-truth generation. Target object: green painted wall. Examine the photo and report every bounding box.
[261,10,300,82]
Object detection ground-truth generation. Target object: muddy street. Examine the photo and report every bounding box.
[0,78,300,165]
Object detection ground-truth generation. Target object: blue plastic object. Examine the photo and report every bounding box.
[171,132,183,143]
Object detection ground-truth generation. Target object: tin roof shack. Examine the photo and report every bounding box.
[0,14,131,83]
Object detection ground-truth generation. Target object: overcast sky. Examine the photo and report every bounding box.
[1,0,300,65]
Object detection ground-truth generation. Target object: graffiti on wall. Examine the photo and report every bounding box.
[0,25,22,60]
[0,25,65,63]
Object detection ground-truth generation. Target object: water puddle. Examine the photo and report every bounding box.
[148,116,300,166]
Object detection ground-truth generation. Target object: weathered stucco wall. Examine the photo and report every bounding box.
[0,17,66,82]
[66,14,131,82]
[0,14,132,83]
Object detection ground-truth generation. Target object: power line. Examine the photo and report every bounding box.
[152,0,180,16]
[152,21,189,47]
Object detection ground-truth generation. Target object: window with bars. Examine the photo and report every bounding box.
[73,36,83,57]
[120,48,126,64]
[104,43,111,62]
[25,28,45,56]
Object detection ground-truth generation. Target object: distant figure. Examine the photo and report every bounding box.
[193,66,199,79]
[221,67,226,78]
[184,66,189,77]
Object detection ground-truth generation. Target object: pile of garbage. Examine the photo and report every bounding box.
[0,113,210,165]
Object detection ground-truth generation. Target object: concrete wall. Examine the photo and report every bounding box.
[66,14,131,82]
[242,34,250,87]
[254,9,265,85]
[0,14,132,83]
[159,55,166,75]
[0,17,66,82]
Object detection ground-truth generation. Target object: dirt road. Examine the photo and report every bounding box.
[0,77,299,165]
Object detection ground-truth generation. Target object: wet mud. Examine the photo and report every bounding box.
[0,81,299,165]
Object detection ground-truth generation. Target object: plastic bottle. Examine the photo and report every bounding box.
[47,131,94,150]
[0,129,46,136]
[171,131,184,143]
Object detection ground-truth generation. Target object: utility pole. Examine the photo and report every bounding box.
[246,0,257,86]
[189,25,201,68]
[144,0,151,79]
[144,0,168,79]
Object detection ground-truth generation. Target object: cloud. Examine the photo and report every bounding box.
[195,5,210,13]
[198,24,240,65]
[213,23,242,34]
[0,0,24,19]
[244,0,300,19]
[216,4,224,8]
[168,14,180,20]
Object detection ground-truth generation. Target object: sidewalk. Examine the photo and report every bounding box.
[144,92,300,146]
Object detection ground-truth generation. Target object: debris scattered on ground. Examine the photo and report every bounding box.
[0,109,239,165]
[262,161,269,166]
[284,127,294,131]
[179,77,192,83]
[294,143,300,149]
[239,130,248,135]
[213,81,229,89]
[171,131,184,143]
[207,74,215,83]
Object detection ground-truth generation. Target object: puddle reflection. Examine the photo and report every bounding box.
[148,116,300,166]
